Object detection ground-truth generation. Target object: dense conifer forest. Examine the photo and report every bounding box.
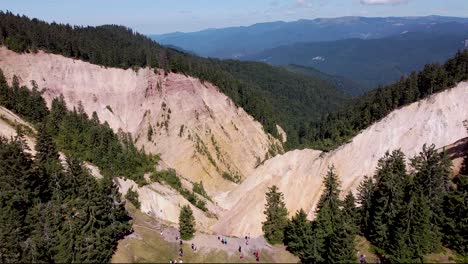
[0,67,164,261]
[265,144,468,262]
[0,123,132,262]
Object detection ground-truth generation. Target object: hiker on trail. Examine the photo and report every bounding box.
[217,235,220,240]
[238,246,242,253]
[191,243,195,251]
[225,237,228,244]
[180,240,183,245]
[179,248,184,257]
[360,254,367,264]
[240,253,244,259]
[176,236,179,241]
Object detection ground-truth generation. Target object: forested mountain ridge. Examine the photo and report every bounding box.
[152,15,468,59]
[0,11,349,149]
[247,29,468,90]
[284,64,364,96]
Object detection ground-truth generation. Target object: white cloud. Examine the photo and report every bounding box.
[295,0,313,8]
[360,0,410,5]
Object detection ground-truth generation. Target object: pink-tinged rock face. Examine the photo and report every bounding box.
[0,47,282,195]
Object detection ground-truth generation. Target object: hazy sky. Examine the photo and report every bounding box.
[1,0,467,34]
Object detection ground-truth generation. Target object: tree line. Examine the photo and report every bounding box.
[263,144,468,262]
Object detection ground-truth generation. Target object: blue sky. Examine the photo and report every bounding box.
[1,0,467,34]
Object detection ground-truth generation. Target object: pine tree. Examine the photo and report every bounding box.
[411,144,452,250]
[342,192,359,235]
[314,166,356,263]
[389,177,435,262]
[33,123,61,202]
[369,150,407,250]
[356,175,374,236]
[0,136,34,262]
[179,205,195,240]
[46,95,67,137]
[262,185,289,244]
[443,174,468,256]
[315,166,342,237]
[284,209,312,258]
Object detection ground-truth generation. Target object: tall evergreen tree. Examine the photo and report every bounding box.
[315,167,356,263]
[0,136,34,262]
[342,192,359,235]
[284,209,312,259]
[443,173,468,255]
[411,144,452,250]
[389,177,435,262]
[32,123,61,202]
[179,205,195,240]
[356,175,374,236]
[262,185,289,244]
[368,150,407,250]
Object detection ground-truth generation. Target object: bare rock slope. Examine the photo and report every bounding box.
[0,47,280,193]
[214,82,468,237]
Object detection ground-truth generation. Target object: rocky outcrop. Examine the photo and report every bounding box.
[0,47,280,194]
[213,82,468,236]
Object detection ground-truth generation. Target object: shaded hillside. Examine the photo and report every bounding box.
[247,29,468,89]
[0,11,348,149]
[284,64,364,96]
[152,16,468,59]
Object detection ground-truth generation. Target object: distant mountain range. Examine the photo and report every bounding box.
[151,16,468,59]
[151,15,468,91]
[247,28,468,90]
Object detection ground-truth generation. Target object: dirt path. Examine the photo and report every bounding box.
[150,223,273,257]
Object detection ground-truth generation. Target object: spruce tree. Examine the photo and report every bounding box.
[443,174,468,256]
[315,166,342,237]
[314,166,356,263]
[411,144,452,250]
[284,209,312,258]
[342,192,359,235]
[179,205,195,240]
[0,136,34,262]
[389,177,434,262]
[369,150,407,250]
[33,123,61,202]
[356,175,374,236]
[262,185,289,244]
